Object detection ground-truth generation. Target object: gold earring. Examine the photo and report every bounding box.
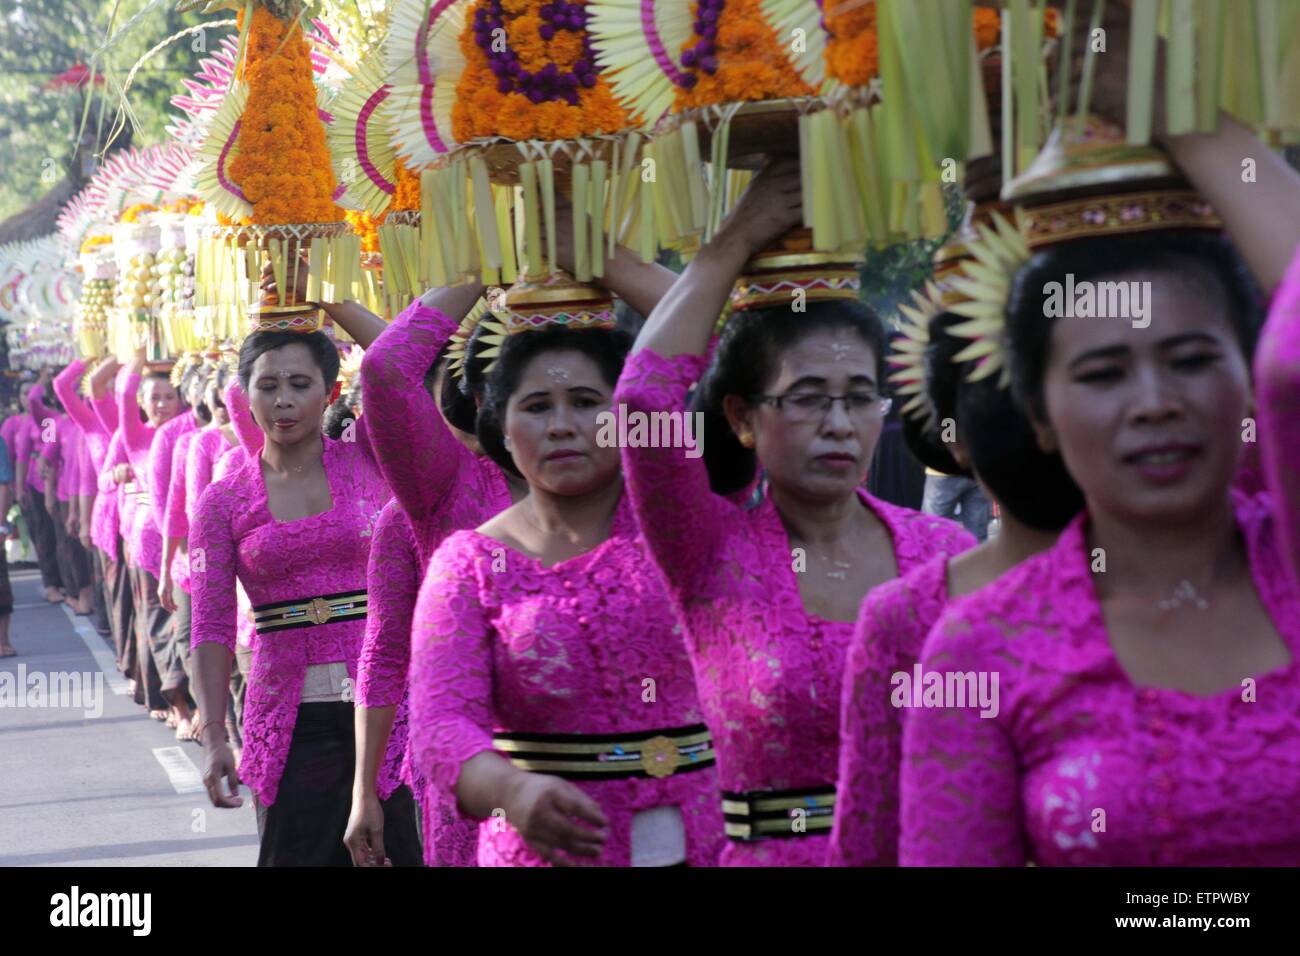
[738,431,755,449]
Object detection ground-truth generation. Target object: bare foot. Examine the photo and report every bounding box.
[44,587,62,603]
[0,644,16,658]
[176,716,194,741]
[150,709,168,722]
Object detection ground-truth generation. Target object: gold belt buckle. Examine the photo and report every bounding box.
[305,597,333,625]
[639,735,680,779]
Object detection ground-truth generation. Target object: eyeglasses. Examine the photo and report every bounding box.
[753,391,893,422]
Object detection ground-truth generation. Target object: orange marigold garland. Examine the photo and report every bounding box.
[392,161,421,213]
[345,209,386,253]
[820,5,1057,91]
[450,0,630,142]
[824,1,878,88]
[229,7,341,224]
[673,0,813,110]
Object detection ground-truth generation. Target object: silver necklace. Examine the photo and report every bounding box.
[1156,579,1210,612]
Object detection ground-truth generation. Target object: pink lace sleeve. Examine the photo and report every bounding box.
[408,532,496,808]
[164,432,192,539]
[359,300,468,530]
[148,424,180,538]
[116,371,152,465]
[99,430,126,494]
[1255,242,1300,588]
[77,433,96,496]
[615,348,736,597]
[224,378,263,456]
[92,389,118,436]
[829,561,947,867]
[357,503,420,709]
[899,608,1027,866]
[186,431,218,523]
[189,478,240,653]
[53,361,102,442]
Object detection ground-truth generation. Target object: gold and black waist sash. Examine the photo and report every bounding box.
[251,589,368,635]
[492,723,715,780]
[722,785,837,841]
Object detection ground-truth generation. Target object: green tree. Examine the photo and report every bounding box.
[0,0,215,235]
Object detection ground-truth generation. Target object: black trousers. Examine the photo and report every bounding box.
[104,544,135,676]
[254,702,423,867]
[52,501,91,596]
[22,495,61,591]
[91,547,112,637]
[129,566,167,710]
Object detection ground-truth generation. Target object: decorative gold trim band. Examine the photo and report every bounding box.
[1021,189,1221,250]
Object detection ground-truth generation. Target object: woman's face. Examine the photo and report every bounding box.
[502,348,621,497]
[728,327,886,503]
[206,381,229,426]
[248,342,329,446]
[140,376,181,428]
[1037,268,1251,527]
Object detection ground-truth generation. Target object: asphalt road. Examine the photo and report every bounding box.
[0,566,258,866]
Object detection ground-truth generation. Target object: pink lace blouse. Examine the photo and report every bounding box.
[357,299,514,569]
[189,385,392,806]
[829,554,951,866]
[361,500,479,866]
[1255,243,1300,588]
[409,497,726,867]
[899,494,1300,866]
[117,372,173,577]
[356,300,513,865]
[164,429,198,591]
[615,347,975,866]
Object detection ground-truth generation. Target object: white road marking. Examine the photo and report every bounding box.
[59,604,130,696]
[152,746,207,794]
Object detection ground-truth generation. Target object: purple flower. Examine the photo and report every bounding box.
[580,72,597,87]
[497,78,513,93]
[681,49,697,67]
[540,24,555,40]
[699,55,718,73]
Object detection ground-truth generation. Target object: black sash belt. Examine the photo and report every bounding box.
[251,589,368,634]
[721,785,837,841]
[492,723,715,780]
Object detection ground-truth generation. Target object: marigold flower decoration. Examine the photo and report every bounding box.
[673,0,813,110]
[392,161,421,212]
[228,6,341,224]
[344,209,386,253]
[120,203,159,223]
[824,0,878,88]
[451,0,631,142]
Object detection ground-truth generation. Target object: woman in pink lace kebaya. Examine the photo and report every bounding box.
[348,282,519,867]
[117,352,187,726]
[615,164,973,866]
[829,306,1085,866]
[898,122,1300,864]
[408,250,727,867]
[189,296,422,866]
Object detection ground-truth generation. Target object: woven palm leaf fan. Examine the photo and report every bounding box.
[586,0,697,126]
[328,52,400,218]
[888,280,944,426]
[194,83,254,221]
[386,0,467,167]
[756,0,827,91]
